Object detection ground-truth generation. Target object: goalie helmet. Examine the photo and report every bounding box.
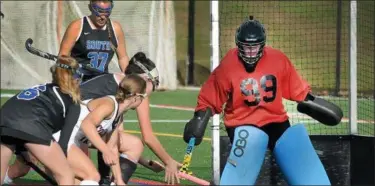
[235,16,266,72]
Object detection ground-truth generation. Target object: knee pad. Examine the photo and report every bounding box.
[273,124,331,185]
[220,126,268,185]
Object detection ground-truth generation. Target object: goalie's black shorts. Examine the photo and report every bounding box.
[0,83,75,148]
[225,120,290,151]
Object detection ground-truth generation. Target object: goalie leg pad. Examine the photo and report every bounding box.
[274,124,330,185]
[220,125,268,185]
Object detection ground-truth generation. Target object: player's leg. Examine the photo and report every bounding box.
[220,125,269,185]
[0,142,15,184]
[98,150,112,185]
[3,152,33,184]
[99,132,144,185]
[98,153,163,184]
[273,124,330,185]
[67,144,101,185]
[116,132,144,183]
[25,141,75,185]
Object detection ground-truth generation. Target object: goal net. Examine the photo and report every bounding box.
[211,0,374,184]
[215,1,374,136]
[1,1,177,90]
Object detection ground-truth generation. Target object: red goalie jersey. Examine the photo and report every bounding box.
[196,46,311,128]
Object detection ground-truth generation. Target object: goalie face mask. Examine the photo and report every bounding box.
[235,16,266,69]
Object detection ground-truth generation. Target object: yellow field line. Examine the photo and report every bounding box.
[124,130,212,141]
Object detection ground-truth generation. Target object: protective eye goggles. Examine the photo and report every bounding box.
[91,3,112,17]
[56,63,84,80]
[133,61,160,91]
[135,93,147,99]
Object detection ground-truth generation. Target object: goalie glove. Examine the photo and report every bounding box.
[297,93,343,126]
[183,108,212,146]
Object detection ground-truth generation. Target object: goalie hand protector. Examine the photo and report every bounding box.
[183,108,212,146]
[297,93,343,126]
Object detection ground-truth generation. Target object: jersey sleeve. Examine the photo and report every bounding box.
[281,54,311,102]
[57,103,81,156]
[196,64,231,115]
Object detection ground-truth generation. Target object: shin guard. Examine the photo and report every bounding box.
[119,154,137,183]
[220,126,268,185]
[273,124,331,185]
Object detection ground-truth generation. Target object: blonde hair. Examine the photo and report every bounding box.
[50,55,81,104]
[115,74,147,102]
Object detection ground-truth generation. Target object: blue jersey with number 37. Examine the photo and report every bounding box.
[71,16,118,77]
[196,47,311,128]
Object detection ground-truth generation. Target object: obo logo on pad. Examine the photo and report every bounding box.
[233,129,249,157]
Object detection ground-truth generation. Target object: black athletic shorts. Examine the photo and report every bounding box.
[0,127,52,149]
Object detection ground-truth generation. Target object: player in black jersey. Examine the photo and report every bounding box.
[0,56,83,185]
[59,0,129,81]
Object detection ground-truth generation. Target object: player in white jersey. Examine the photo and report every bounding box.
[55,74,147,185]
[52,95,119,151]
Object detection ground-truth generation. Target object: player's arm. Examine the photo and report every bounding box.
[136,97,176,165]
[183,67,231,146]
[58,19,81,56]
[112,20,129,72]
[81,98,115,156]
[107,117,122,150]
[58,103,81,155]
[281,54,343,126]
[106,119,125,185]
[114,115,124,133]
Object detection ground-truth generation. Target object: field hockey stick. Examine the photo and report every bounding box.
[25,38,108,75]
[178,172,210,185]
[179,137,196,175]
[19,153,58,185]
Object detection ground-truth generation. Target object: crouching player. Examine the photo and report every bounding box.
[53,74,148,185]
[3,52,180,185]
[0,56,83,185]
[183,16,343,185]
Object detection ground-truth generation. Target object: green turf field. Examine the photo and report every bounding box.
[1,89,374,184]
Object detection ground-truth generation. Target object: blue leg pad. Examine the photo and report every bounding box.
[220,126,269,185]
[274,124,331,185]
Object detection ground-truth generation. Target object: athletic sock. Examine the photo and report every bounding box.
[80,180,99,185]
[3,168,14,184]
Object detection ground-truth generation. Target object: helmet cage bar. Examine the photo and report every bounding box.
[236,40,265,65]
